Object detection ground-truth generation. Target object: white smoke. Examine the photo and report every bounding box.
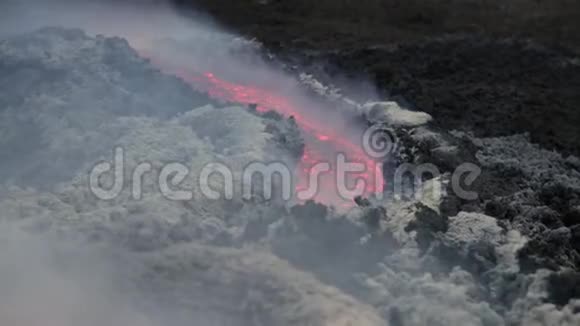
[0,227,158,326]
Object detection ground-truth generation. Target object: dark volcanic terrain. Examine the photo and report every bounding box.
[184,0,580,156]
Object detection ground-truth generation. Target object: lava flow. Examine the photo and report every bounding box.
[156,61,383,207]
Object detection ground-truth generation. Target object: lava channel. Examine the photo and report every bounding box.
[154,63,383,207]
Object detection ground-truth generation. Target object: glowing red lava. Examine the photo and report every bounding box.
[152,60,383,207]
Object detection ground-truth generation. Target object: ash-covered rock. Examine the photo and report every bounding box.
[436,212,505,275]
[405,202,448,251]
[377,102,580,274]
[360,101,432,128]
[0,99,302,251]
[0,27,303,248]
[339,73,580,321]
[0,27,217,186]
[259,109,305,157]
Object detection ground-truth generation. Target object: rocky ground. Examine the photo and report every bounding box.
[1,12,580,326]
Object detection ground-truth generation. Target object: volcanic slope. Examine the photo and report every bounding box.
[2,27,580,326]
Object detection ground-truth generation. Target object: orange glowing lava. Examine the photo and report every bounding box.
[151,59,383,206]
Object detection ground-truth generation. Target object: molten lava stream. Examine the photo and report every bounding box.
[170,68,383,207]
